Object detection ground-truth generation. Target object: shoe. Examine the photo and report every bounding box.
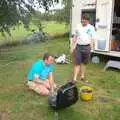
[80,77,85,81]
[84,81,92,86]
[69,80,77,84]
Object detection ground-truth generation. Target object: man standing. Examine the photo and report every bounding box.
[71,14,96,82]
[27,53,56,96]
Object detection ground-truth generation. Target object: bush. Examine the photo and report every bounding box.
[0,31,69,49]
[50,32,69,39]
[23,31,52,44]
[0,40,22,49]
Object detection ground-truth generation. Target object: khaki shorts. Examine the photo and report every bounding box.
[27,80,51,96]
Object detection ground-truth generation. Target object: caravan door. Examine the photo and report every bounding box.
[95,0,114,51]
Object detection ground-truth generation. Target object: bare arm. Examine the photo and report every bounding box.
[70,36,77,53]
[48,72,56,88]
[91,27,96,50]
[91,39,95,50]
[33,74,44,84]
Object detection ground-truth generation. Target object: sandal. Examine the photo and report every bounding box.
[80,77,85,81]
[69,80,77,84]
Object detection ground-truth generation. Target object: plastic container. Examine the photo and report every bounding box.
[97,40,106,50]
[80,86,93,101]
[92,56,100,64]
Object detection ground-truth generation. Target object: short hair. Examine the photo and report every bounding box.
[82,14,90,20]
[43,53,54,61]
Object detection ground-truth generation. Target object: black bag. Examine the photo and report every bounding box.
[48,82,78,109]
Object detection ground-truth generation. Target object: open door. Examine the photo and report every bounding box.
[95,0,114,51]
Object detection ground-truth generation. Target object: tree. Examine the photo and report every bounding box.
[54,0,72,24]
[0,0,59,35]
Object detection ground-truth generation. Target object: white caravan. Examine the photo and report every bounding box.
[71,0,120,58]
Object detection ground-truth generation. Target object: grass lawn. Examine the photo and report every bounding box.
[0,21,68,45]
[0,37,120,120]
[0,24,36,44]
[43,21,68,33]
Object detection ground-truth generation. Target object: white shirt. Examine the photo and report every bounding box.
[75,24,96,45]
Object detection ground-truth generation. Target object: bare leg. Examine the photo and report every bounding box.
[43,79,51,90]
[27,81,50,96]
[80,63,85,80]
[73,64,80,81]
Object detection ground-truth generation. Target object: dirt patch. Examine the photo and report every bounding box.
[99,97,110,103]
[0,112,10,120]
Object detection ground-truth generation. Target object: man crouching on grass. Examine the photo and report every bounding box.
[27,53,56,96]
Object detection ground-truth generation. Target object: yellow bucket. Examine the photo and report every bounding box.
[80,86,93,101]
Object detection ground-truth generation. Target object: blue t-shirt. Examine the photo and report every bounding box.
[27,59,53,81]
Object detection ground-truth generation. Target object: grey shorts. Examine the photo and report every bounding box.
[74,44,91,65]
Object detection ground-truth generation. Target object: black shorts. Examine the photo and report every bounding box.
[74,44,91,65]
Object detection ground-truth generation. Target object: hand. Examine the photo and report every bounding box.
[50,84,57,93]
[34,74,39,80]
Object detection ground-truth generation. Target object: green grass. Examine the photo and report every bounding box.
[0,24,36,44]
[43,21,68,33]
[0,21,68,45]
[0,37,120,120]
